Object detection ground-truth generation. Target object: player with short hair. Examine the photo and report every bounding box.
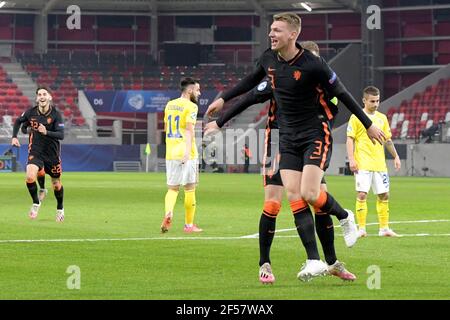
[206,12,385,281]
[346,86,401,237]
[161,77,203,234]
[206,41,355,283]
[11,86,65,221]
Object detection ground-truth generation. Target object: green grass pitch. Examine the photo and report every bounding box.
[0,172,449,300]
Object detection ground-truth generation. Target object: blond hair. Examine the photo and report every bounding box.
[273,12,301,32]
[300,41,320,56]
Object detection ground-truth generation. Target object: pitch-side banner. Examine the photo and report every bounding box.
[0,156,13,172]
[85,90,219,115]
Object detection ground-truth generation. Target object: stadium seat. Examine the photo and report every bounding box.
[420,112,428,122]
[403,23,432,37]
[436,22,450,36]
[445,112,450,123]
[387,76,450,140]
[400,120,409,139]
[390,112,399,129]
[302,26,327,40]
[437,54,450,64]
[2,115,13,130]
[391,128,399,139]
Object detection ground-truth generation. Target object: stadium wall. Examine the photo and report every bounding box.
[3,142,450,176]
[0,144,140,172]
[78,90,97,132]
[328,44,363,129]
[328,143,450,177]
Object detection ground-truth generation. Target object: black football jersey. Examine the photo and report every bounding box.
[256,44,345,141]
[14,106,64,160]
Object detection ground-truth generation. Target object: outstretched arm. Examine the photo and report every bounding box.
[220,65,266,102]
[205,65,266,117]
[315,57,385,144]
[337,90,385,145]
[216,90,268,128]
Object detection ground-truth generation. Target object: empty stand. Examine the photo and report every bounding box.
[13,51,255,131]
[386,78,450,140]
[0,65,33,130]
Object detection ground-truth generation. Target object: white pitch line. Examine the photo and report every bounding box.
[1,233,450,244]
[370,219,450,225]
[268,233,450,238]
[0,219,449,244]
[0,236,249,244]
[243,219,450,238]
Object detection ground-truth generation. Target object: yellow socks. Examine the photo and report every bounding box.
[165,189,179,215]
[377,199,390,230]
[356,199,368,229]
[184,189,196,225]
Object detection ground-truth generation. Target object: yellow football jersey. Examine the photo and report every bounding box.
[347,111,392,172]
[164,97,198,160]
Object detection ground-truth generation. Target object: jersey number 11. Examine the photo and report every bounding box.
[167,115,182,138]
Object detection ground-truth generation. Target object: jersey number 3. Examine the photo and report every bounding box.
[167,115,182,138]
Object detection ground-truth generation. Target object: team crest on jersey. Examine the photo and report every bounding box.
[29,155,34,161]
[47,117,52,124]
[190,112,197,120]
[293,70,302,81]
[257,81,268,91]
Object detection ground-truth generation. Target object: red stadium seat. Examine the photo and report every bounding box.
[436,22,450,36]
[403,23,432,37]
[74,117,85,126]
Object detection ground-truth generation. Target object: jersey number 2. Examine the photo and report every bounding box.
[167,115,182,138]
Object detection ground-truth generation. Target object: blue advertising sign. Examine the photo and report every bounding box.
[85,90,219,115]
[0,156,13,172]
